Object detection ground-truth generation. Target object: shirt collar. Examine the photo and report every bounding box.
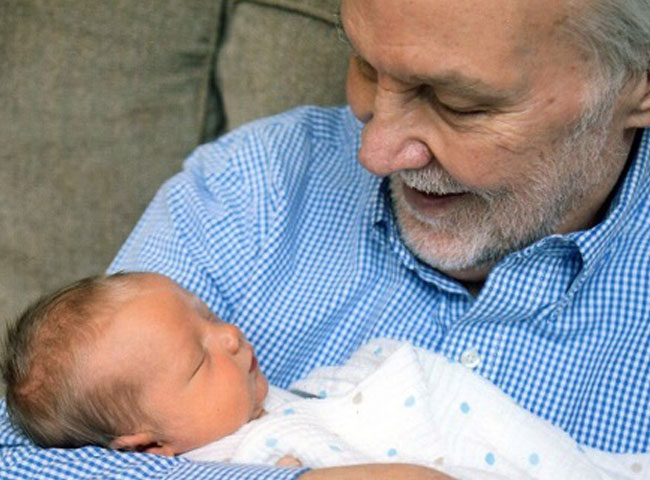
[566,128,650,272]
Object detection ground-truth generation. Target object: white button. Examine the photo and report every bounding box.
[460,348,481,369]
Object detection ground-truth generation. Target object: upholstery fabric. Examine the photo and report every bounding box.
[0,0,346,393]
[219,0,349,129]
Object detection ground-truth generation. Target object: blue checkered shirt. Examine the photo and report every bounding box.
[2,106,649,479]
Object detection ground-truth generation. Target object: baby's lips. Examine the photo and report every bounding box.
[246,343,258,372]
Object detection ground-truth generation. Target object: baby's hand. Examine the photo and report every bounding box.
[275,454,303,467]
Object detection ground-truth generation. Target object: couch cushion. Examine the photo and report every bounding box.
[0,0,227,358]
[0,0,348,395]
[218,0,348,129]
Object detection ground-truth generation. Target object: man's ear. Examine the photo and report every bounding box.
[108,432,175,457]
[624,69,650,128]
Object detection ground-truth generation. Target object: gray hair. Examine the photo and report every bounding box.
[1,273,154,448]
[566,0,650,93]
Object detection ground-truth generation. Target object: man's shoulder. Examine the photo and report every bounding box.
[242,105,353,140]
[182,106,359,186]
[197,105,352,158]
[175,105,369,218]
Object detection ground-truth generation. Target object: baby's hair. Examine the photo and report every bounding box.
[1,272,155,448]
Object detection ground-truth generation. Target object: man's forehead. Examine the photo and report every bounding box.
[340,0,582,93]
[340,0,574,44]
[340,0,575,15]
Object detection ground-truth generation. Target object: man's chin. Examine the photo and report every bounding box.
[410,246,495,282]
[437,261,496,283]
[396,214,501,281]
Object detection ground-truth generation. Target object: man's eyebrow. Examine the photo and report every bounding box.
[417,73,518,103]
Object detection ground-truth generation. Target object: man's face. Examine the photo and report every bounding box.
[89,274,268,454]
[342,0,630,279]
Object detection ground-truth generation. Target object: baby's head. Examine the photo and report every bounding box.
[2,272,268,455]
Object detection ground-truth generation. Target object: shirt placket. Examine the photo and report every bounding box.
[426,241,582,378]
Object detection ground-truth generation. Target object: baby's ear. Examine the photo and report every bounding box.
[109,432,175,457]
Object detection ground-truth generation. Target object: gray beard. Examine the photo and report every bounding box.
[389,99,617,273]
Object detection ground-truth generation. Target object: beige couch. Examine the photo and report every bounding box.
[0,0,348,392]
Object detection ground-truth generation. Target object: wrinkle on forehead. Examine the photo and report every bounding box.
[342,0,575,74]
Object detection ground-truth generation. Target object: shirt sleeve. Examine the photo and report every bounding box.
[0,400,309,479]
[108,129,276,319]
[0,127,308,479]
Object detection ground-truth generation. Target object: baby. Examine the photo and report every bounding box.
[2,272,644,479]
[2,272,269,457]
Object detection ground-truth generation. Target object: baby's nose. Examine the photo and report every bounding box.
[219,323,242,353]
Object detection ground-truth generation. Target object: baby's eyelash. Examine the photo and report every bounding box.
[190,354,205,379]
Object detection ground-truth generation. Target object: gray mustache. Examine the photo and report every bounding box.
[397,167,469,195]
[396,167,505,201]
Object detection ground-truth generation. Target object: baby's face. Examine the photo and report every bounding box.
[89,273,268,454]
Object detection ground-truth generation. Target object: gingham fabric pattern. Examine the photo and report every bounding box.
[2,106,649,479]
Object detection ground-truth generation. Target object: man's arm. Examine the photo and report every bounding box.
[300,464,455,480]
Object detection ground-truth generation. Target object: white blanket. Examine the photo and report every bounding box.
[185,339,649,479]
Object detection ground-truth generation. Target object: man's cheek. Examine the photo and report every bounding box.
[442,125,542,189]
[431,138,512,190]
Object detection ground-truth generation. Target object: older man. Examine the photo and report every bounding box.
[2,0,649,479]
[344,0,649,287]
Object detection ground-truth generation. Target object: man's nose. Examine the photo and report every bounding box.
[357,84,432,177]
[217,323,242,353]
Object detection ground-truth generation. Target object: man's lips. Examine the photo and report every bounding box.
[403,184,467,211]
[249,354,258,373]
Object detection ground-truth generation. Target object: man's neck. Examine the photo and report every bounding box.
[461,280,484,298]
[444,263,492,283]
[439,264,492,297]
